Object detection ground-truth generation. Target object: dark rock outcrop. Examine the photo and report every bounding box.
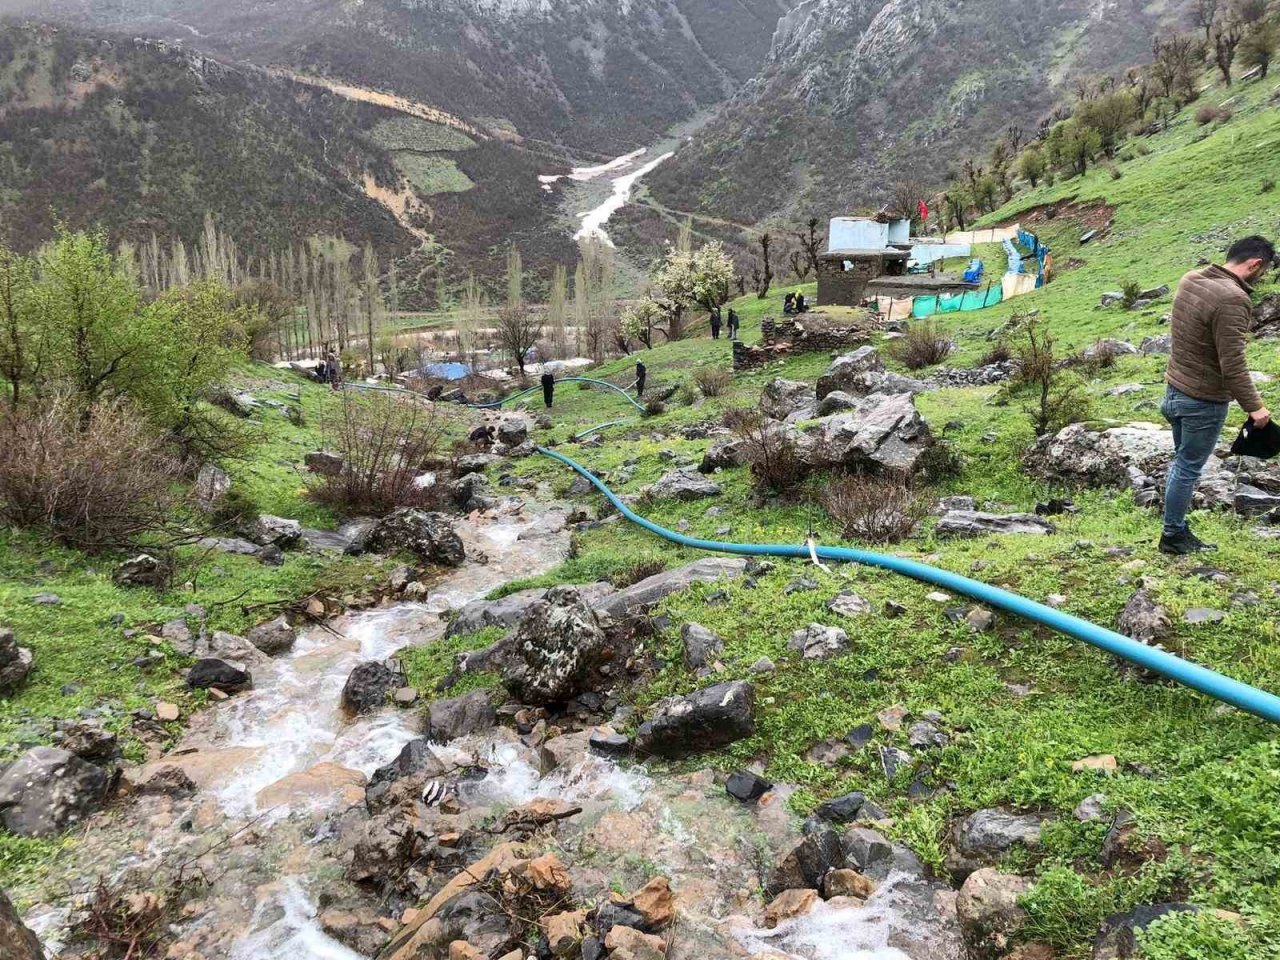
[340,661,402,714]
[0,628,34,696]
[501,586,608,705]
[423,690,498,742]
[0,886,45,959]
[186,658,252,692]
[634,680,755,758]
[246,615,296,656]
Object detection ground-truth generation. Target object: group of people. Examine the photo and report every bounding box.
[708,306,741,340]
[783,291,809,315]
[315,347,342,390]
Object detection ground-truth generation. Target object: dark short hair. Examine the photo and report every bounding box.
[1226,235,1276,265]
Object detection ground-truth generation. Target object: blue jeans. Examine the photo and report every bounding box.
[1160,386,1229,536]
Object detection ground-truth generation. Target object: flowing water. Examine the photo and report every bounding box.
[24,496,959,959]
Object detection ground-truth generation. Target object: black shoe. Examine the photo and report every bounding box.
[1159,529,1204,555]
[1185,526,1217,550]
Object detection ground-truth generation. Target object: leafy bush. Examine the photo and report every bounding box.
[0,394,186,551]
[822,471,927,544]
[1138,911,1254,960]
[692,367,731,397]
[1262,179,1276,194]
[308,392,444,515]
[729,408,806,496]
[1120,280,1144,309]
[887,321,954,370]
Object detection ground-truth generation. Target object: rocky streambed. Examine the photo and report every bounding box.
[8,480,983,960]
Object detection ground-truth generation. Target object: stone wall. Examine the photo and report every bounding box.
[817,255,883,306]
[733,314,875,370]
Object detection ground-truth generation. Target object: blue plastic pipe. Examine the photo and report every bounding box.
[537,445,1280,725]
[573,419,633,440]
[472,377,645,412]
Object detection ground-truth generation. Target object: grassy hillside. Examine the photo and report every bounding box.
[490,80,1280,956]
[0,24,575,299]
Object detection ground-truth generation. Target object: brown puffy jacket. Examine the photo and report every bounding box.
[1165,264,1262,412]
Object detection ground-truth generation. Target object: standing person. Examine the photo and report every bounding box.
[710,307,722,340]
[326,348,342,391]
[1160,235,1275,555]
[727,308,740,340]
[635,360,647,398]
[541,372,556,408]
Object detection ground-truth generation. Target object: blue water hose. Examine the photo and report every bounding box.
[573,419,633,440]
[537,445,1280,725]
[472,377,645,412]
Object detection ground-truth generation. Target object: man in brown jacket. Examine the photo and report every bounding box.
[1160,235,1275,554]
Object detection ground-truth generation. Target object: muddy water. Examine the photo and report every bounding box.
[24,495,954,960]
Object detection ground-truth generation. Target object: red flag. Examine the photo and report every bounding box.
[917,198,929,222]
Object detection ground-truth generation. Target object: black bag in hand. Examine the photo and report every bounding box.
[1230,417,1280,459]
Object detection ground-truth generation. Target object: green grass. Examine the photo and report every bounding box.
[486,75,1280,957]
[394,152,475,195]
[368,116,476,153]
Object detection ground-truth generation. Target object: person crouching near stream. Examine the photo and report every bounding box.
[1160,234,1275,555]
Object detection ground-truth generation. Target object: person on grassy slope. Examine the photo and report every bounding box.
[1160,234,1276,555]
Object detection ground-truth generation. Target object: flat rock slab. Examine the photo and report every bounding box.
[595,557,748,619]
[936,510,1056,538]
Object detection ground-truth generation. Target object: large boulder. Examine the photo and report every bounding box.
[816,346,884,399]
[186,658,252,693]
[818,347,930,399]
[799,392,933,473]
[0,628,34,696]
[447,582,616,638]
[634,680,755,758]
[595,558,747,619]
[761,378,814,421]
[341,661,403,714]
[767,829,846,895]
[0,746,110,837]
[0,886,45,960]
[957,868,1032,959]
[644,469,722,502]
[500,586,608,705]
[946,809,1050,880]
[423,690,497,742]
[699,437,748,474]
[936,511,1056,538]
[252,515,303,548]
[496,417,528,448]
[246,615,296,656]
[1025,422,1174,488]
[365,509,465,566]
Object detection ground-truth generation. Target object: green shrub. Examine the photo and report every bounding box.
[1138,911,1254,960]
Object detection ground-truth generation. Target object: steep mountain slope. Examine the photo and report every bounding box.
[0,24,574,299]
[7,0,792,153]
[649,0,1193,226]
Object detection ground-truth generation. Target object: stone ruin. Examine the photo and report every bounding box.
[732,312,878,370]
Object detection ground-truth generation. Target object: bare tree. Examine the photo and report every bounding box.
[890,179,928,230]
[495,303,542,375]
[788,248,812,281]
[793,217,823,275]
[1213,18,1243,83]
[1150,33,1204,102]
[752,233,774,299]
[1192,0,1220,38]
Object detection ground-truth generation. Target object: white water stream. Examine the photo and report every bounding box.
[540,146,675,246]
[25,498,954,959]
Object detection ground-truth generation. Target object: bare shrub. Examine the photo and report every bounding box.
[693,367,732,397]
[0,395,187,551]
[611,558,667,588]
[1194,104,1226,125]
[1003,315,1091,436]
[823,470,928,544]
[979,343,1012,366]
[887,321,954,370]
[309,391,445,515]
[729,407,806,495]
